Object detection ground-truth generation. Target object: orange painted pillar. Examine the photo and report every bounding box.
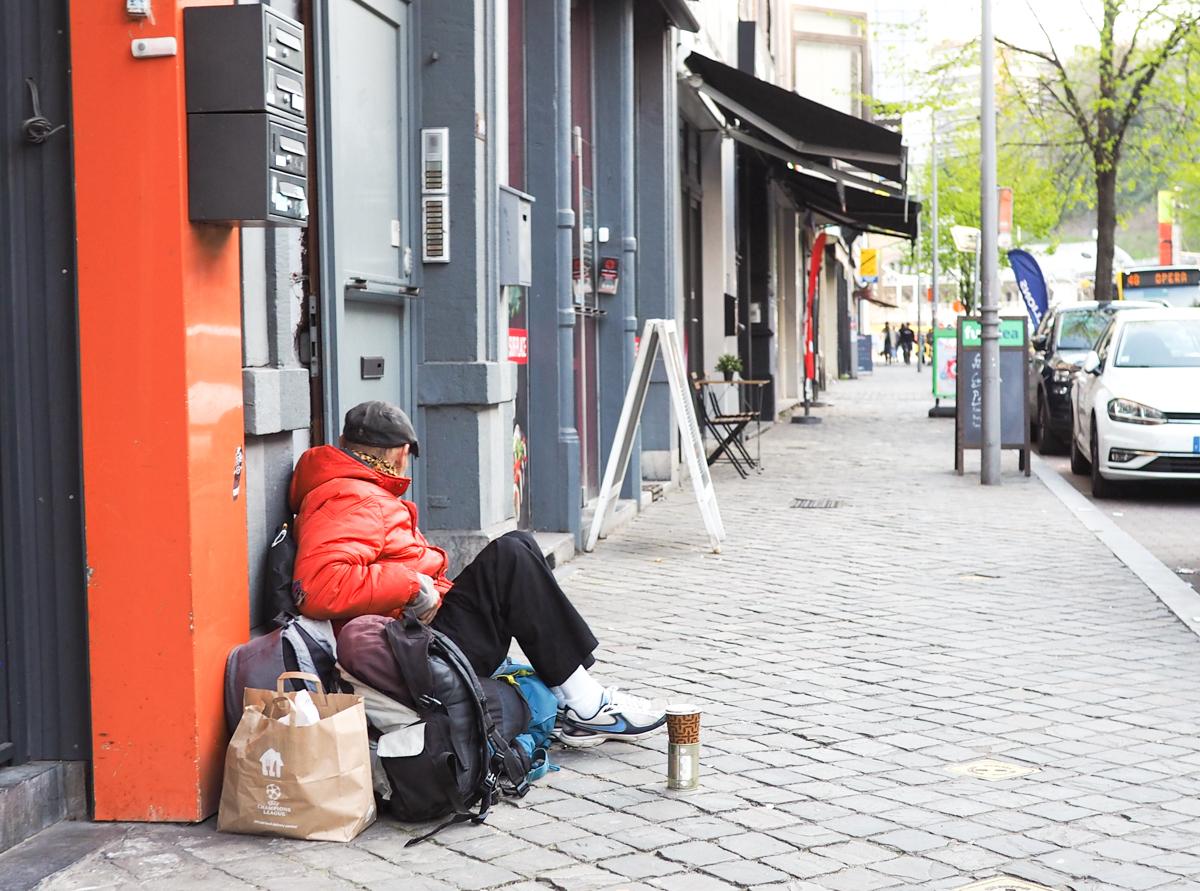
[70,0,249,821]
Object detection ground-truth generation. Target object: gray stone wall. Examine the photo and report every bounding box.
[235,0,310,628]
[240,225,311,629]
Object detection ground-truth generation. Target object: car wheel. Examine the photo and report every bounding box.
[1090,423,1119,499]
[1037,398,1063,455]
[1069,428,1089,475]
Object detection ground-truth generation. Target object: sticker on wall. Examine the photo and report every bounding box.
[598,257,620,295]
[232,445,244,500]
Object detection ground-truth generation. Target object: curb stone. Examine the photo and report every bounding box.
[1031,452,1200,639]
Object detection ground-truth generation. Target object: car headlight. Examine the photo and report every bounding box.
[1107,398,1166,425]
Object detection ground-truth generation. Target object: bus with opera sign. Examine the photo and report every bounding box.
[1118,266,1200,307]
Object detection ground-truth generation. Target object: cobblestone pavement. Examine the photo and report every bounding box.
[36,366,1200,890]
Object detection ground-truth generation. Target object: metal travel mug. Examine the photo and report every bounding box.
[666,704,701,791]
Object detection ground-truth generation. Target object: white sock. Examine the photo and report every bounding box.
[551,666,605,719]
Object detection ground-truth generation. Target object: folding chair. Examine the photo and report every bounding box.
[690,374,756,478]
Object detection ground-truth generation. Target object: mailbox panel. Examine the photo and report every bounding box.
[184,5,306,122]
[184,5,308,227]
[499,186,534,287]
[188,113,308,227]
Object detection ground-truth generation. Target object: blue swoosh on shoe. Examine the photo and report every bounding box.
[570,716,628,734]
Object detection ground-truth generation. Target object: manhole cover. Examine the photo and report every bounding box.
[954,878,1054,891]
[947,758,1038,781]
[790,498,843,509]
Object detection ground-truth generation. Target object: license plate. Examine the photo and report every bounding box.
[1194,436,1200,454]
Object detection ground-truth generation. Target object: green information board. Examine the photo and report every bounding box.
[958,318,1026,348]
[954,317,1031,476]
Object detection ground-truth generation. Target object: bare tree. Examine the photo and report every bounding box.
[998,1,1200,299]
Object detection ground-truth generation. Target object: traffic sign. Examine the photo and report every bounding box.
[860,248,878,282]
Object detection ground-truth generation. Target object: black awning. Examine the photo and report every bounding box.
[685,52,904,184]
[657,0,700,32]
[781,166,921,240]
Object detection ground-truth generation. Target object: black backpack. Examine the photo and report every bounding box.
[379,616,533,844]
[266,520,302,619]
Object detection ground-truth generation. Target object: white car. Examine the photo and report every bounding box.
[1070,308,1200,497]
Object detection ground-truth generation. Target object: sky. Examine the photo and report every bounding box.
[922,0,1094,47]
[810,0,1168,68]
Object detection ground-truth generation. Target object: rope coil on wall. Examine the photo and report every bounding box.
[23,78,65,144]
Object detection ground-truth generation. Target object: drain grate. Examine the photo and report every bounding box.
[947,758,1038,781]
[790,498,844,509]
[954,878,1053,891]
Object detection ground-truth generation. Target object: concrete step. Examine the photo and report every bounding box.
[533,530,576,570]
[0,761,87,857]
[580,497,639,548]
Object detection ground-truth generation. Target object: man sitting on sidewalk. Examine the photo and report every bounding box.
[289,400,666,747]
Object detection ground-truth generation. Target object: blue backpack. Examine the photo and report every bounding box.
[493,660,558,782]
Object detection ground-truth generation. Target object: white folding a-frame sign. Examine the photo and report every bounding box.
[585,319,726,553]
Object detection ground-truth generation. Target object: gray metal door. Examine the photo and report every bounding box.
[315,0,416,433]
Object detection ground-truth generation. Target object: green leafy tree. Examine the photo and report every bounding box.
[907,99,1071,311]
[997,1,1200,299]
[887,41,1078,313]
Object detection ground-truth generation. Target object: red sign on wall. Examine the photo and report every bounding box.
[508,328,529,364]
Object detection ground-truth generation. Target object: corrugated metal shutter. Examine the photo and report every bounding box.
[0,0,89,764]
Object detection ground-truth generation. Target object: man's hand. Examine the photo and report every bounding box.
[410,572,441,624]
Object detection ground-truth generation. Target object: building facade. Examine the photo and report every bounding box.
[0,0,912,838]
[678,2,916,418]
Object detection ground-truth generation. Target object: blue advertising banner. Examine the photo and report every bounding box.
[1008,249,1049,329]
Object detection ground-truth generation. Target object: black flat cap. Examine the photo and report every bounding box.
[343,401,420,457]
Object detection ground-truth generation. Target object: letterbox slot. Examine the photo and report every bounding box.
[266,17,304,74]
[270,173,309,222]
[270,124,308,176]
[267,63,305,120]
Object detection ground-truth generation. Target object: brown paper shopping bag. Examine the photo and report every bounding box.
[218,672,376,842]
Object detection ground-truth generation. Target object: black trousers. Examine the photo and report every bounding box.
[432,531,598,687]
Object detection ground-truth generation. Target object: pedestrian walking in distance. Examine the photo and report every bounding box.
[898,322,916,365]
[288,400,667,747]
[881,322,894,365]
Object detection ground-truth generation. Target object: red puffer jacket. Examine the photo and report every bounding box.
[288,446,452,621]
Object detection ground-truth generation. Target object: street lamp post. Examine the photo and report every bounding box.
[915,222,923,370]
[979,0,1001,484]
[931,112,939,338]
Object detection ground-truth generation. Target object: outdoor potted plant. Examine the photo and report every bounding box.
[716,353,743,382]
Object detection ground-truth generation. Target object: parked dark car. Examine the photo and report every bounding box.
[1029,300,1164,453]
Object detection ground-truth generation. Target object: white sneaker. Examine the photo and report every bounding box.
[557,688,666,748]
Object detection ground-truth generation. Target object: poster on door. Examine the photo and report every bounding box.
[505,285,531,529]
